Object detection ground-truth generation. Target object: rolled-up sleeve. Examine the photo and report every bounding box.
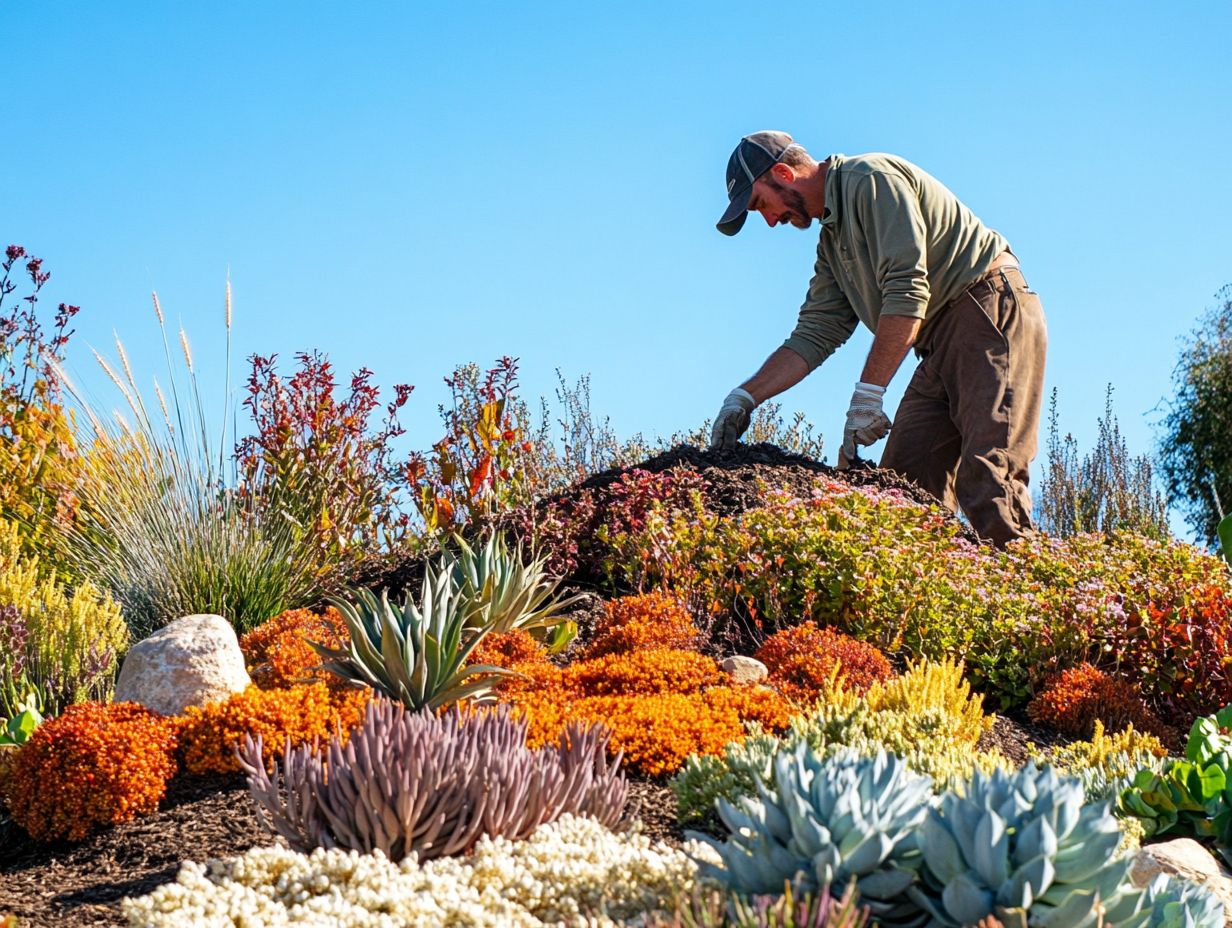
[858,171,930,320]
[782,250,859,372]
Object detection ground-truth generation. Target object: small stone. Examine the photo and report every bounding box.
[115,614,251,716]
[720,655,768,684]
[1131,837,1232,924]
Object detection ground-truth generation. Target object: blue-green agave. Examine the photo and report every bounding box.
[909,763,1148,927]
[1140,872,1226,927]
[689,746,933,926]
[313,561,510,711]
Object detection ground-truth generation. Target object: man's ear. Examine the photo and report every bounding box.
[769,162,795,184]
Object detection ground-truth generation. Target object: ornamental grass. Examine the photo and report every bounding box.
[175,682,371,775]
[7,701,178,842]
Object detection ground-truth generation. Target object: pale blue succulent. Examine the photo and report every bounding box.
[909,763,1149,927]
[689,745,933,927]
[1141,872,1226,927]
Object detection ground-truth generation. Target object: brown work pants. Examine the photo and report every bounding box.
[880,265,1047,547]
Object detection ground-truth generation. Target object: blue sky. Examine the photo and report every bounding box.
[7,2,1232,539]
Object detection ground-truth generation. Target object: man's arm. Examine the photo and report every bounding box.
[860,315,921,387]
[739,346,811,403]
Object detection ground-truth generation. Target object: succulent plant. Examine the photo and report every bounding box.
[312,562,510,710]
[652,880,871,927]
[238,699,627,861]
[909,763,1148,927]
[444,531,584,652]
[689,745,933,926]
[1140,872,1226,927]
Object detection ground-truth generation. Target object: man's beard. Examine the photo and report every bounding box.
[768,179,813,229]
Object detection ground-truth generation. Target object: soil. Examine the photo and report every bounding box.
[0,444,1044,927]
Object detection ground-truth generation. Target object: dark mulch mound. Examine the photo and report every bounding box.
[584,443,955,518]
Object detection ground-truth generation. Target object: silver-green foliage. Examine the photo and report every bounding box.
[651,881,870,927]
[1140,872,1226,927]
[444,531,583,646]
[672,703,1001,826]
[314,563,509,710]
[690,746,932,927]
[238,700,627,862]
[910,763,1148,927]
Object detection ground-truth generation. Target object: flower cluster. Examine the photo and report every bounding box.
[563,649,721,697]
[239,606,350,692]
[582,592,702,659]
[515,467,707,582]
[514,687,790,778]
[468,628,551,669]
[754,621,894,705]
[236,350,416,592]
[1027,662,1174,741]
[121,814,699,927]
[7,702,177,842]
[175,683,371,775]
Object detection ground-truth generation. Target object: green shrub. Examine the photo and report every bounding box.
[672,661,1004,825]
[1036,385,1170,540]
[1120,704,1232,865]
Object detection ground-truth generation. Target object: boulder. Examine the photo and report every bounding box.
[1131,838,1232,922]
[720,655,769,685]
[115,614,251,716]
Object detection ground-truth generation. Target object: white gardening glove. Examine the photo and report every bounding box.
[841,381,891,463]
[709,388,756,450]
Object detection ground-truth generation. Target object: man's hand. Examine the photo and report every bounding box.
[709,388,756,450]
[841,381,891,462]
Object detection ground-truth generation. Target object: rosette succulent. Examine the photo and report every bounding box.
[313,562,510,711]
[909,763,1148,927]
[1140,872,1226,927]
[689,745,933,926]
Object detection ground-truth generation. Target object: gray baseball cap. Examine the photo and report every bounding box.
[716,130,796,236]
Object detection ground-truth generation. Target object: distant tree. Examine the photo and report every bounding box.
[1036,384,1169,539]
[1159,285,1232,544]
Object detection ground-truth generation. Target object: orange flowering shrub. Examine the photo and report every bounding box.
[468,629,551,669]
[511,685,792,778]
[754,621,895,705]
[7,702,178,842]
[175,683,371,775]
[583,592,701,659]
[239,607,350,691]
[563,648,721,696]
[1027,662,1174,741]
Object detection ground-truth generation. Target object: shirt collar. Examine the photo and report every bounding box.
[819,153,846,228]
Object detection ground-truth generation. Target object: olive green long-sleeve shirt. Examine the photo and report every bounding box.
[782,153,1009,370]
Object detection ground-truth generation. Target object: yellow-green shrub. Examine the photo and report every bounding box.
[0,518,128,718]
[671,658,1005,823]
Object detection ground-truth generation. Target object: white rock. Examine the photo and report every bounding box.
[720,655,768,685]
[114,614,251,716]
[1131,837,1232,923]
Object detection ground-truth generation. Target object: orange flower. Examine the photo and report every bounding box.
[755,621,894,705]
[8,702,178,842]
